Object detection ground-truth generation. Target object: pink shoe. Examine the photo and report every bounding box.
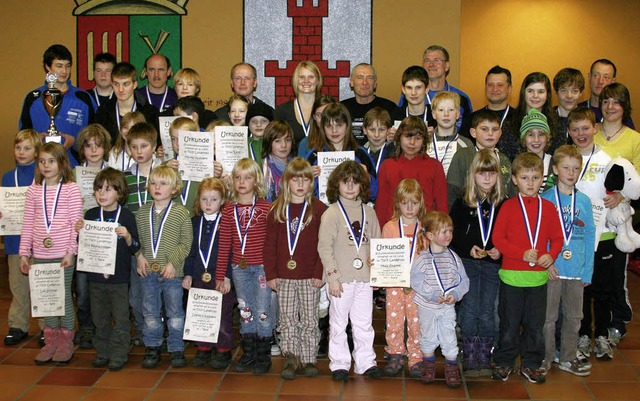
[52,328,75,365]
[35,327,58,365]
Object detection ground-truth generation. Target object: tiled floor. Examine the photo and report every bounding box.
[1,258,639,400]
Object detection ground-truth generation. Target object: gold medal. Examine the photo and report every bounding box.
[201,272,212,283]
[239,258,247,269]
[287,259,297,270]
[477,248,487,258]
[43,237,54,248]
[150,262,161,272]
[352,258,363,270]
[529,262,536,267]
[562,250,572,260]
[403,287,413,295]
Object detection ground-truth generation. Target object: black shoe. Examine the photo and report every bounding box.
[234,334,257,372]
[78,328,94,349]
[332,369,349,381]
[91,356,109,368]
[363,365,384,379]
[253,337,272,375]
[108,360,126,371]
[38,330,45,347]
[209,351,232,370]
[4,328,28,346]
[170,351,187,368]
[191,350,212,368]
[141,347,161,369]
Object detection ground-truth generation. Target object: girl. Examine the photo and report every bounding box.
[262,120,294,202]
[520,109,554,192]
[450,149,505,376]
[375,116,448,227]
[215,158,273,374]
[246,102,274,167]
[174,67,201,98]
[183,178,236,370]
[264,158,326,379]
[19,142,84,365]
[297,94,335,157]
[75,168,140,371]
[108,111,146,171]
[318,160,383,381]
[228,94,249,127]
[77,124,112,168]
[381,178,426,378]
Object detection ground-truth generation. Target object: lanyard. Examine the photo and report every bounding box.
[428,246,461,296]
[425,82,451,105]
[42,180,62,237]
[286,202,308,259]
[99,205,121,224]
[554,187,576,246]
[116,101,137,132]
[406,107,428,123]
[150,201,172,259]
[518,194,542,250]
[136,164,150,207]
[83,161,105,169]
[295,99,311,137]
[367,142,386,174]
[198,214,221,269]
[146,86,168,112]
[93,88,113,107]
[476,199,495,249]
[14,169,35,187]
[234,197,257,256]
[398,217,418,264]
[578,145,596,182]
[337,199,366,254]
[431,131,458,163]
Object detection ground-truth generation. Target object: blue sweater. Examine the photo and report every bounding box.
[2,163,36,254]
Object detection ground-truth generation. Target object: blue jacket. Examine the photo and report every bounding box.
[2,163,36,254]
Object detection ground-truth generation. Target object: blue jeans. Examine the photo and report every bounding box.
[232,264,274,337]
[140,273,185,352]
[129,256,144,335]
[458,258,500,338]
[74,271,92,329]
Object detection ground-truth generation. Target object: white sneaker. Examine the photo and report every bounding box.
[577,335,591,359]
[594,336,613,360]
[539,359,552,376]
[608,327,623,347]
[558,358,591,376]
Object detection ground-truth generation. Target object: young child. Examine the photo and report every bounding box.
[399,66,435,130]
[77,124,112,168]
[447,109,513,209]
[2,129,41,347]
[363,107,395,176]
[427,92,474,175]
[540,145,595,376]
[381,178,426,378]
[19,142,84,364]
[75,168,140,371]
[228,94,249,126]
[174,67,201,98]
[246,102,274,167]
[553,68,585,145]
[264,158,327,379]
[318,160,384,381]
[520,109,554,193]
[491,152,563,384]
[135,165,193,368]
[215,158,273,374]
[410,210,469,387]
[165,116,201,214]
[297,94,335,157]
[515,72,559,153]
[108,111,146,172]
[183,177,236,370]
[173,95,206,129]
[450,149,505,376]
[263,120,294,202]
[376,116,447,227]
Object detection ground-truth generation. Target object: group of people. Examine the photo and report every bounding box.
[3,43,637,388]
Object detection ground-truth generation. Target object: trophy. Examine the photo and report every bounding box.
[42,72,62,143]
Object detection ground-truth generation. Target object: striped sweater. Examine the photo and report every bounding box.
[410,247,469,310]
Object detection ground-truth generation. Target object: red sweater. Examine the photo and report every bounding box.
[215,198,270,281]
[263,199,326,280]
[492,195,563,272]
[375,154,448,226]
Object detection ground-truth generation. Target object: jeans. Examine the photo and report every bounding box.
[90,282,130,361]
[75,271,92,329]
[458,258,500,338]
[140,273,185,352]
[129,256,144,336]
[232,264,274,337]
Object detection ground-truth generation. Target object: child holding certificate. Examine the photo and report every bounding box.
[262,120,294,202]
[318,160,383,381]
[449,149,505,376]
[381,178,426,378]
[183,177,236,370]
[215,158,273,374]
[135,165,193,369]
[74,168,140,371]
[264,158,326,379]
[19,142,84,365]
[109,111,145,172]
[165,116,201,214]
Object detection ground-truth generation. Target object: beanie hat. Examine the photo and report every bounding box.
[520,108,550,138]
[245,102,274,125]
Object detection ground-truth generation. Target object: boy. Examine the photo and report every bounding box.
[569,107,623,362]
[491,152,564,384]
[165,117,201,215]
[95,62,159,146]
[135,165,193,368]
[553,68,585,147]
[363,107,395,176]
[447,109,512,209]
[87,52,117,108]
[173,95,206,129]
[2,130,42,346]
[245,101,274,166]
[540,145,595,376]
[427,91,473,176]
[400,66,435,130]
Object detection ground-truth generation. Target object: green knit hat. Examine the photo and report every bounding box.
[520,108,550,138]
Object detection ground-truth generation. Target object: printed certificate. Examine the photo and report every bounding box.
[183,288,223,343]
[29,263,65,317]
[75,166,100,211]
[0,186,28,235]
[317,151,354,205]
[369,237,412,288]
[77,220,119,275]
[159,116,181,161]
[179,130,214,182]
[214,126,248,173]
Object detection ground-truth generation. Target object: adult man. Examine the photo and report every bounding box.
[87,52,117,109]
[214,63,274,121]
[399,45,472,130]
[460,65,519,160]
[136,53,177,113]
[19,44,95,165]
[578,59,634,128]
[340,63,400,145]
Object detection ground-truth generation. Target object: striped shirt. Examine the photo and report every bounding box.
[410,247,469,310]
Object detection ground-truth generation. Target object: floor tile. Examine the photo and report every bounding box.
[156,371,222,391]
[212,393,274,401]
[217,373,280,393]
[38,367,105,386]
[147,389,212,401]
[525,381,591,400]
[466,380,529,399]
[588,382,640,400]
[96,369,164,388]
[0,364,49,384]
[82,387,151,401]
[278,395,340,401]
[405,378,467,398]
[2,348,41,365]
[0,382,30,401]
[341,376,404,397]
[19,385,90,401]
[585,362,639,381]
[279,376,343,395]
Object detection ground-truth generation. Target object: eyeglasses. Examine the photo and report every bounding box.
[423,58,446,65]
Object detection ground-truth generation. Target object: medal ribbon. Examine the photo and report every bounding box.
[198,214,221,269]
[286,202,308,260]
[398,217,419,264]
[115,101,137,132]
[476,199,495,249]
[93,88,113,107]
[337,199,366,254]
[146,86,168,112]
[180,180,191,206]
[499,105,510,128]
[42,180,62,237]
[100,205,121,224]
[136,164,149,207]
[150,200,172,259]
[431,131,458,163]
[406,107,428,123]
[578,145,596,182]
[517,194,542,250]
[554,186,576,246]
[295,99,311,137]
[234,196,257,257]
[428,246,462,296]
[367,142,386,174]
[15,169,34,187]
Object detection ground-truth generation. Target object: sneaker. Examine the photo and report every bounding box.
[91,356,109,368]
[539,359,552,376]
[608,327,623,347]
[408,362,422,379]
[4,328,28,346]
[444,362,462,388]
[271,332,281,356]
[170,351,187,368]
[108,360,126,371]
[492,366,513,381]
[421,359,437,383]
[383,354,405,377]
[363,365,384,379]
[557,358,591,377]
[520,367,546,384]
[594,336,613,360]
[303,363,319,377]
[141,347,161,369]
[332,369,349,381]
[209,351,232,370]
[191,349,212,367]
[577,335,592,359]
[578,354,592,370]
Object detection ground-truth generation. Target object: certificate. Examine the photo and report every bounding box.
[0,186,28,235]
[77,220,119,275]
[369,237,412,287]
[179,130,214,182]
[592,198,606,251]
[317,151,354,205]
[159,116,181,161]
[75,166,100,211]
[214,126,248,173]
[183,288,223,342]
[29,263,65,317]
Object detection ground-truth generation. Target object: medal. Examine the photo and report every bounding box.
[476,199,495,259]
[398,217,419,265]
[234,197,257,270]
[337,199,366,269]
[198,214,220,285]
[287,259,297,270]
[42,179,62,249]
[477,249,487,258]
[554,186,576,260]
[518,194,542,268]
[201,272,212,283]
[149,200,172,272]
[43,237,54,248]
[428,246,462,296]
[295,98,311,137]
[562,250,572,260]
[352,258,363,269]
[150,262,161,272]
[286,201,308,271]
[239,258,247,269]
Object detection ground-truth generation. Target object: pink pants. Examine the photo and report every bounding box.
[385,288,423,367]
